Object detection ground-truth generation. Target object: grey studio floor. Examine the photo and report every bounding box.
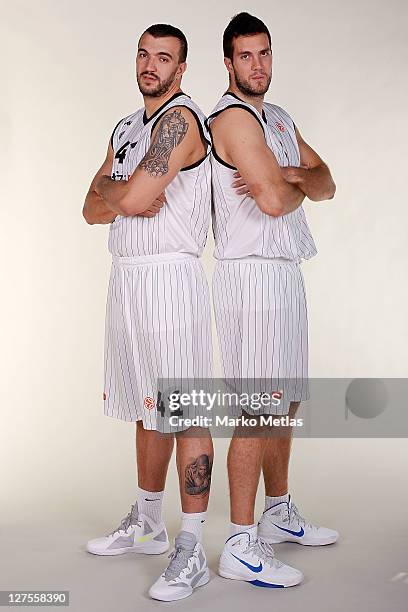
[1,439,407,612]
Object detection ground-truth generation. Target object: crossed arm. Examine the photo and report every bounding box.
[83,106,204,225]
[281,125,336,202]
[210,108,335,217]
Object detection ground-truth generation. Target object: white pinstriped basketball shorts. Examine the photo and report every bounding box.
[212,256,310,416]
[103,252,213,430]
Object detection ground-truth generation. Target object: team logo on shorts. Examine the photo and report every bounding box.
[103,392,107,400]
[144,396,155,410]
[275,121,285,132]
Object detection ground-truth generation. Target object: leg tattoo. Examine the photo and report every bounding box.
[184,454,212,497]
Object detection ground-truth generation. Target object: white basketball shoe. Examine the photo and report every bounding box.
[218,531,303,588]
[86,503,169,556]
[258,495,339,546]
[149,531,210,601]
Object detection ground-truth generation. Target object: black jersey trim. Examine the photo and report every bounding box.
[142,91,187,125]
[223,91,267,124]
[204,115,237,170]
[212,149,237,170]
[208,103,266,134]
[110,117,125,148]
[149,105,211,171]
[180,151,210,172]
[150,106,211,146]
[205,102,267,170]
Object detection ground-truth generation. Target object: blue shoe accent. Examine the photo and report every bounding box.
[272,524,305,537]
[261,494,292,515]
[249,579,284,588]
[231,554,263,573]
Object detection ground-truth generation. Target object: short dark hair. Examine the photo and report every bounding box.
[223,12,271,60]
[142,23,188,63]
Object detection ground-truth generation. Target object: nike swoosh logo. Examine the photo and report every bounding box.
[231,554,263,573]
[272,524,305,537]
[145,498,161,502]
[136,533,155,543]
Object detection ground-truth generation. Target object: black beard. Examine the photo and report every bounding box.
[234,70,271,97]
[137,69,178,98]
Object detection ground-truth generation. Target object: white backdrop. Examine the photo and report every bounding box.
[1,0,407,524]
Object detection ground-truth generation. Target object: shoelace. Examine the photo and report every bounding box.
[243,538,282,569]
[108,504,141,536]
[164,546,195,582]
[286,502,315,530]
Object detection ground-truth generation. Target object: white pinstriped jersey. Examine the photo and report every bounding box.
[207,93,317,261]
[108,92,211,257]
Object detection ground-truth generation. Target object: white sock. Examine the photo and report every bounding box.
[264,493,289,511]
[137,486,164,524]
[229,522,257,541]
[180,511,207,543]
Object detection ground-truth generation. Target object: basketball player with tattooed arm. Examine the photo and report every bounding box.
[82,24,212,601]
[207,13,339,588]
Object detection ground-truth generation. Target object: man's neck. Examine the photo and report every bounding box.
[227,85,264,114]
[143,85,183,120]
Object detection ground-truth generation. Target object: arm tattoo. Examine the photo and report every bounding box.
[184,454,213,497]
[140,109,189,177]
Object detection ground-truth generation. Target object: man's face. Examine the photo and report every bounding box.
[227,32,272,97]
[136,33,185,97]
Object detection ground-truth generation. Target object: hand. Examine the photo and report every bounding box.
[137,192,166,218]
[232,171,253,197]
[281,164,309,184]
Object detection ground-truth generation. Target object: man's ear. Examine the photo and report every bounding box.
[224,57,233,75]
[177,62,187,78]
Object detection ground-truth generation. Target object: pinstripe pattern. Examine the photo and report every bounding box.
[103,94,213,429]
[104,253,213,429]
[207,94,317,261]
[212,258,309,416]
[108,94,211,257]
[208,94,314,416]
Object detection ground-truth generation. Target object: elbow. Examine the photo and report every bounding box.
[252,186,285,217]
[320,175,336,201]
[120,202,136,217]
[82,204,94,225]
[328,180,336,199]
[319,180,337,202]
[118,195,144,217]
[261,203,284,217]
[308,180,336,203]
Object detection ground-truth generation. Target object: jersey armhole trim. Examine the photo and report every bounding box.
[207,103,266,133]
[211,148,237,171]
[205,103,266,171]
[110,117,124,149]
[180,151,210,172]
[150,105,211,171]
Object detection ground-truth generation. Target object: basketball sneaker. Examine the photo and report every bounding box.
[86,503,169,555]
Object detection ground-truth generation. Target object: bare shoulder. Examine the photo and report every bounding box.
[151,105,201,142]
[212,106,262,128]
[212,106,264,135]
[211,107,265,147]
